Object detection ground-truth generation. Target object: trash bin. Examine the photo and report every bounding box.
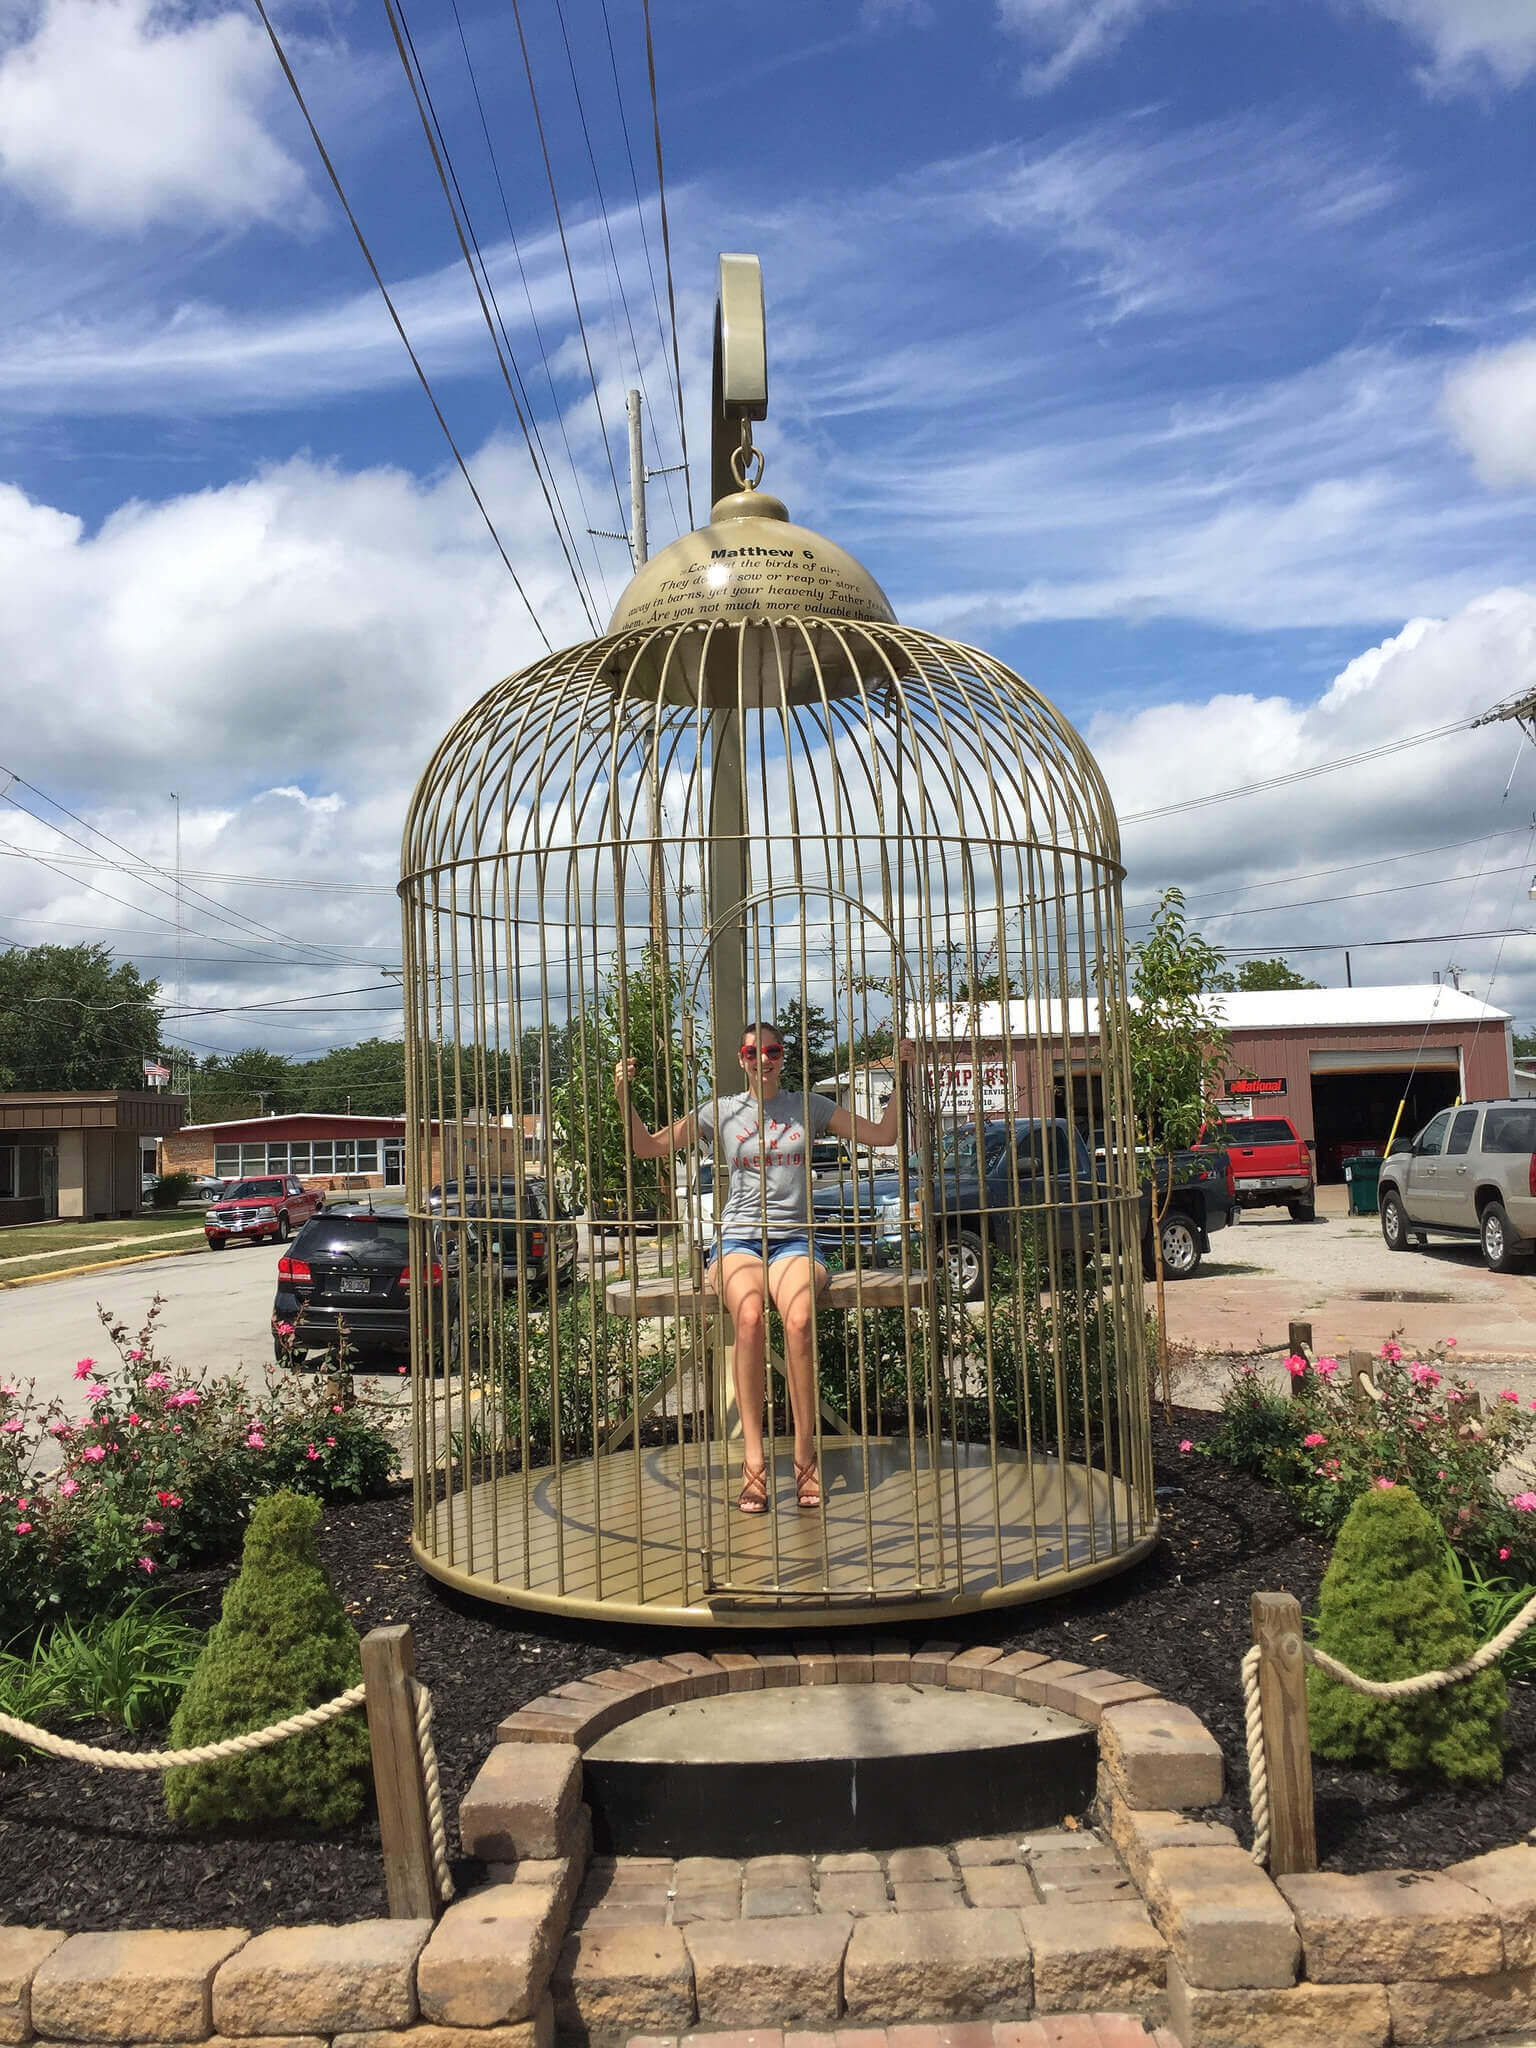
[1344,1153,1381,1216]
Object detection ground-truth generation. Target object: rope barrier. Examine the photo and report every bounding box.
[0,1684,367,1771]
[1244,1583,1536,1867]
[0,1671,454,1904]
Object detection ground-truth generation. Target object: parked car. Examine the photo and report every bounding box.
[1378,1100,1536,1271]
[192,1175,229,1200]
[205,1176,324,1249]
[427,1176,574,1291]
[812,1119,1237,1299]
[273,1206,418,1368]
[1196,1115,1315,1222]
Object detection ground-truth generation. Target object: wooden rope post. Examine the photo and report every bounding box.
[1288,1320,1312,1359]
[1251,1591,1317,1875]
[1349,1349,1376,1409]
[361,1624,439,1919]
[327,1371,356,1411]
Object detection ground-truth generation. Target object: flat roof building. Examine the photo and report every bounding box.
[0,1090,186,1225]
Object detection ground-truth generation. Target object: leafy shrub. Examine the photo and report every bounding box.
[497,1281,674,1464]
[164,1491,370,1829]
[1308,1483,1505,1788]
[0,1301,399,1644]
[0,1596,203,1756]
[1446,1550,1536,1683]
[150,1171,197,1210]
[1205,1347,1536,1575]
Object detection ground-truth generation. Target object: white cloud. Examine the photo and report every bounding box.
[1093,589,1536,1014]
[995,0,1163,93]
[0,0,314,231]
[1443,339,1536,489]
[1357,0,1536,90]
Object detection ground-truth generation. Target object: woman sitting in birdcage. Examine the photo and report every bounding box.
[615,1020,900,1517]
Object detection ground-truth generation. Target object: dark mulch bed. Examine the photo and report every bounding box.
[3,1405,1533,1931]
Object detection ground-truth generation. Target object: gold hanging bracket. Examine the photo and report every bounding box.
[711,253,767,509]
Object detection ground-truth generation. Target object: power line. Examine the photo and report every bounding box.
[248,0,553,651]
[1118,716,1471,824]
[597,0,685,530]
[1125,859,1532,934]
[386,0,602,633]
[505,0,630,529]
[639,0,693,526]
[550,0,679,546]
[1218,926,1534,956]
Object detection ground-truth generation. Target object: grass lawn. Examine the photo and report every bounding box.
[0,1217,205,1263]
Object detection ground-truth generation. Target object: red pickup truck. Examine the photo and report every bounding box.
[204,1175,324,1250]
[1197,1115,1315,1222]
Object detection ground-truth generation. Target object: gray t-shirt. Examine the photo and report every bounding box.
[696,1089,838,1232]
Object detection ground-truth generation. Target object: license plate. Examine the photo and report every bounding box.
[1251,1177,1286,1189]
[338,1276,373,1296]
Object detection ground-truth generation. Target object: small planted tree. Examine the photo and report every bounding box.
[1308,1483,1505,1788]
[1124,889,1230,1416]
[164,1490,370,1828]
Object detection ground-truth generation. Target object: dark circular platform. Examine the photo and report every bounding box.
[581,1682,1097,1857]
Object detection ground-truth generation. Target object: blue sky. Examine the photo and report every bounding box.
[2,0,1536,1055]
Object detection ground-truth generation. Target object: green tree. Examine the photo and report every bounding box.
[0,944,164,1091]
[1514,1028,1536,1060]
[548,946,696,1216]
[1123,890,1230,1415]
[775,998,837,1093]
[193,1048,300,1121]
[164,1491,370,1828]
[294,1036,406,1115]
[1308,1484,1505,1788]
[1213,957,1321,992]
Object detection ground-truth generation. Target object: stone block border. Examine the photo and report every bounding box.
[7,1641,1536,2047]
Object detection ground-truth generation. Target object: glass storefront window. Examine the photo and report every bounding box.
[214,1146,239,1176]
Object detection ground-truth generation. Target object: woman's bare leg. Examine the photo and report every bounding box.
[713,1254,770,1476]
[768,1254,830,1472]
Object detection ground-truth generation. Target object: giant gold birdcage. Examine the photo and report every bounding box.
[398,257,1157,1626]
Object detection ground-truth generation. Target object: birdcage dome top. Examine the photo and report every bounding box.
[607,486,896,640]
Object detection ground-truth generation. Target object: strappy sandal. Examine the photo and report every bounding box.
[795,1459,821,1511]
[737,1461,769,1515]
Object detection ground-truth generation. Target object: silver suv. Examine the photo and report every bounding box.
[1378,1100,1536,1272]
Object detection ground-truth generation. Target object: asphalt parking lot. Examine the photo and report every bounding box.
[1166,1183,1536,1393]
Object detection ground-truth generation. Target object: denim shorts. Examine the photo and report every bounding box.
[712,1231,816,1269]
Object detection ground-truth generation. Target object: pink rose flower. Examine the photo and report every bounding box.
[155,1490,182,1508]
[326,1436,337,1447]
[1373,1477,1395,1490]
[1284,1354,1308,1379]
[80,1445,106,1463]
[145,1371,169,1391]
[1447,1337,1458,1347]
[82,1384,108,1403]
[305,1444,320,1460]
[1511,1493,1536,1513]
[1500,1391,1520,1403]
[245,1432,266,1450]
[72,1360,94,1379]
[137,1556,156,1574]
[128,1349,142,1362]
[48,1423,72,1439]
[332,1403,345,1414]
[1380,1341,1403,1362]
[1501,1548,1512,1561]
[14,1522,32,1535]
[275,1322,294,1339]
[141,1519,163,1534]
[1303,1432,1327,1448]
[1,1418,22,1435]
[1315,1357,1340,1378]
[0,1383,18,1397]
[164,1390,200,1411]
[58,1478,78,1498]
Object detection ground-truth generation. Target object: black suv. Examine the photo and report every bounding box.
[273,1208,423,1369]
[427,1176,574,1288]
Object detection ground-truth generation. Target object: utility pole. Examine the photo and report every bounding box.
[628,389,648,569]
[169,792,184,1103]
[1473,690,1536,740]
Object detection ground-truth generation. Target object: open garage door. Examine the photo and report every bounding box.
[1309,1052,1460,1184]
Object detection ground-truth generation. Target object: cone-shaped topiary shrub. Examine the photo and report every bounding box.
[1308,1482,1506,1788]
[164,1490,370,1828]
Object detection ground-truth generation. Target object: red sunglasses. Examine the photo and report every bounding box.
[740,1044,783,1060]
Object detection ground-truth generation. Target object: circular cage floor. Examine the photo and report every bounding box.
[412,1436,1156,1627]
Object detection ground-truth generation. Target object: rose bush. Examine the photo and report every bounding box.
[1206,1342,1536,1576]
[0,1299,400,1643]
